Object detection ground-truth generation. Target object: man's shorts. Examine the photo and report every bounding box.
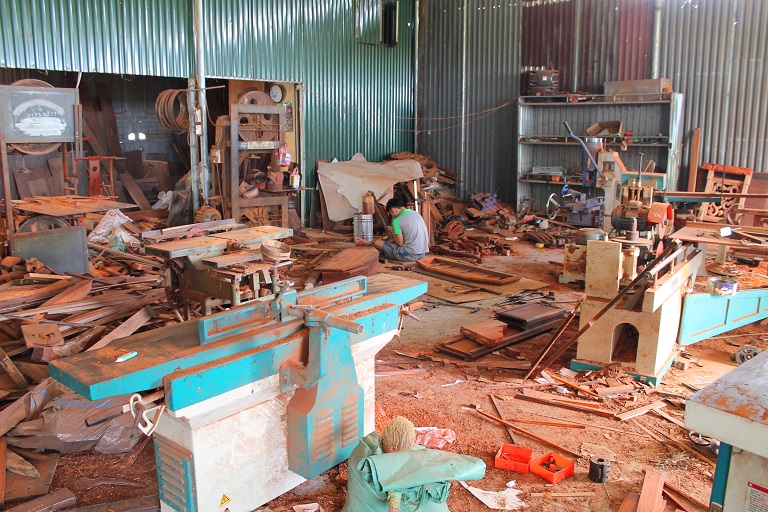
[380,242,424,262]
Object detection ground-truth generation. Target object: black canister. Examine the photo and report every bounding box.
[588,457,611,483]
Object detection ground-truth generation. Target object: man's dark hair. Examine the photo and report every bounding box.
[386,197,407,211]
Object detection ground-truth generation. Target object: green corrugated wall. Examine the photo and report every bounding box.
[0,0,416,189]
[0,0,193,77]
[203,0,416,187]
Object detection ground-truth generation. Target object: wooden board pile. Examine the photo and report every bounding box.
[389,151,458,188]
[0,252,179,506]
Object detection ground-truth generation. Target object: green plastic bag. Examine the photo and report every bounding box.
[342,432,486,512]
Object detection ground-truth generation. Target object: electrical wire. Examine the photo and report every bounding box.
[304,87,515,133]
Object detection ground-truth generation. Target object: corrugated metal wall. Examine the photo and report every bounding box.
[521,0,654,92]
[660,0,768,174]
[0,0,193,77]
[417,0,521,201]
[203,0,416,188]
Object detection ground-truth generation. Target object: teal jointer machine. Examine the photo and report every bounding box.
[50,274,427,512]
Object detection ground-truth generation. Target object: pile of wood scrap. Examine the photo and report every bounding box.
[389,151,458,187]
[0,253,179,508]
[433,221,516,262]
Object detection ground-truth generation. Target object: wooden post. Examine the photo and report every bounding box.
[687,127,702,192]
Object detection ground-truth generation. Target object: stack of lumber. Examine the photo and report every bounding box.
[315,246,382,284]
[0,252,180,507]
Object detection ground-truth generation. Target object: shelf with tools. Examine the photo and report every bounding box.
[516,94,684,210]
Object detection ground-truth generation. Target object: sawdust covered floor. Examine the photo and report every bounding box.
[49,243,765,512]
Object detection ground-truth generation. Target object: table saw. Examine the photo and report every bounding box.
[50,273,427,512]
[685,350,768,512]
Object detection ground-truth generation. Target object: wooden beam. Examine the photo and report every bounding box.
[489,394,516,444]
[664,481,709,510]
[0,347,27,389]
[120,173,152,210]
[472,408,581,458]
[5,487,77,512]
[87,305,155,352]
[549,374,600,398]
[637,470,665,512]
[687,127,702,191]
[616,400,666,422]
[619,492,640,512]
[0,436,6,508]
[514,393,616,418]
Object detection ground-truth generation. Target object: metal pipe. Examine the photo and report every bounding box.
[0,140,14,252]
[186,79,200,212]
[651,0,662,79]
[193,0,209,206]
[572,0,583,90]
[459,0,468,193]
[709,442,731,508]
[563,122,600,172]
[413,0,420,154]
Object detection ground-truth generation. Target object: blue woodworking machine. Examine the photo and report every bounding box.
[50,273,427,512]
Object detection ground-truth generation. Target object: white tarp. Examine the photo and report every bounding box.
[317,153,423,222]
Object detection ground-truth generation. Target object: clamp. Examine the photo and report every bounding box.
[129,393,166,437]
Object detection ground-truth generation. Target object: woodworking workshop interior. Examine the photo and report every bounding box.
[0,1,767,511]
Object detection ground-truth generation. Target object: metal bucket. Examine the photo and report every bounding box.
[353,213,374,242]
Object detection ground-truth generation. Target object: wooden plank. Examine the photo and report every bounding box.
[472,408,581,458]
[652,408,686,429]
[687,127,702,191]
[202,250,263,268]
[489,394,516,444]
[460,320,507,346]
[514,392,616,418]
[595,384,636,397]
[13,198,135,217]
[661,489,693,512]
[549,374,600,398]
[67,495,160,512]
[20,324,65,349]
[120,173,151,210]
[14,362,49,383]
[619,492,641,512]
[664,482,709,510]
[5,486,75,512]
[416,257,520,285]
[41,279,93,306]
[637,470,665,512]
[0,348,27,389]
[86,305,155,352]
[96,83,124,162]
[316,246,380,272]
[616,400,666,422]
[0,436,6,508]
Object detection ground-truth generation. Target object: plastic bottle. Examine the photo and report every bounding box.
[289,168,301,189]
[278,143,291,168]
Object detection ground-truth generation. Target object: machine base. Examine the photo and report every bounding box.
[155,330,397,512]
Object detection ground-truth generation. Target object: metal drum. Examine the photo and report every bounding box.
[353,213,374,242]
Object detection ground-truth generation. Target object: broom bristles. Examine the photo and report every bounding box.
[381,416,416,453]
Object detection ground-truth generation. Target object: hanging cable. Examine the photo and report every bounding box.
[156,89,190,133]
